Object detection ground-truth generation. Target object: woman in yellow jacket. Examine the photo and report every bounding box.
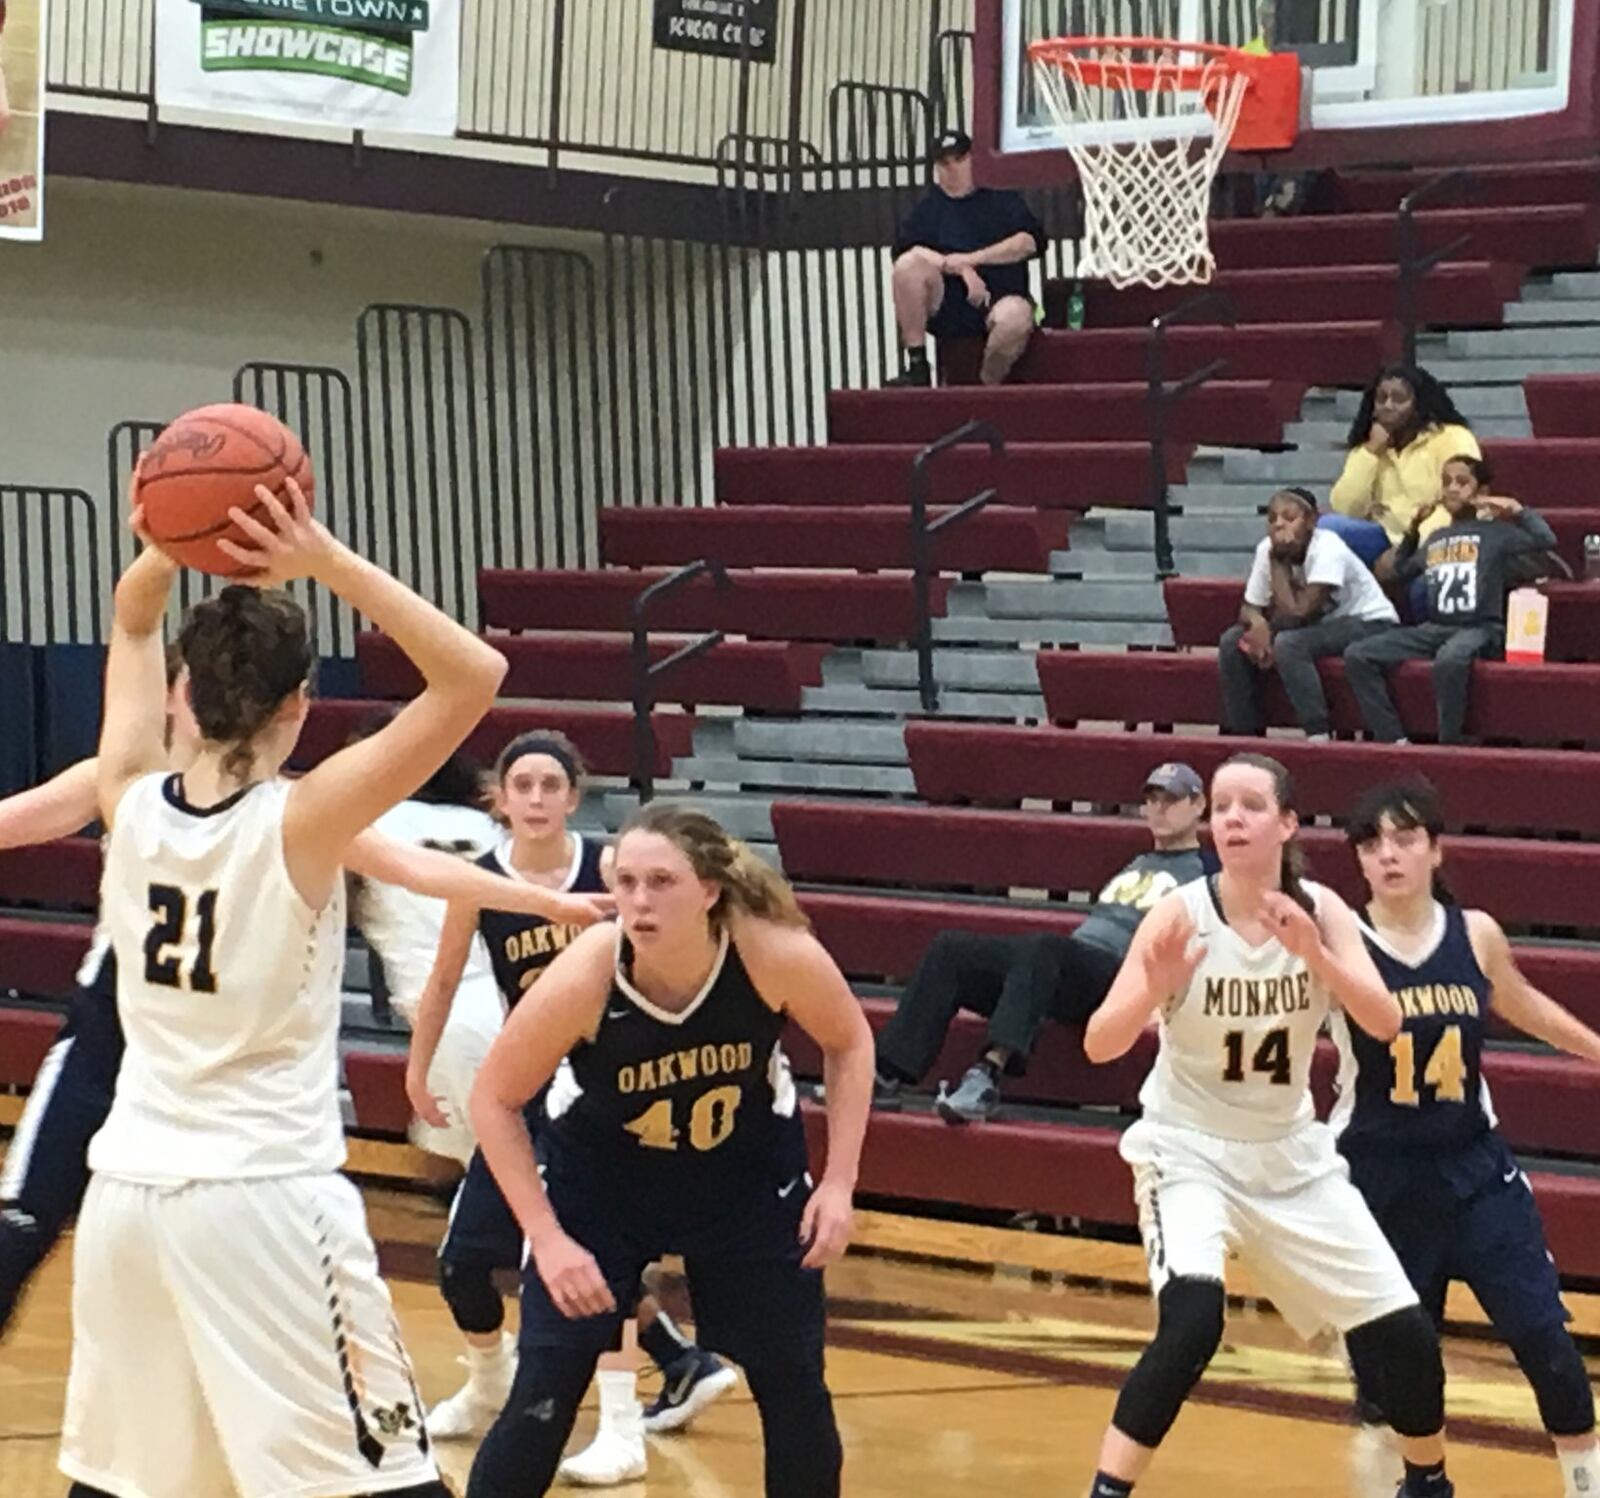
[1325,364,1480,583]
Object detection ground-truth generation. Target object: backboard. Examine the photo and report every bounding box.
[973,0,1600,186]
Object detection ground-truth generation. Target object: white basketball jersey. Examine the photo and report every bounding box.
[90,773,348,1184]
[1139,878,1333,1142]
[360,800,500,1020]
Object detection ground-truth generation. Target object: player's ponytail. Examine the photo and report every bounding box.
[1218,752,1316,915]
[619,800,810,931]
[179,585,313,781]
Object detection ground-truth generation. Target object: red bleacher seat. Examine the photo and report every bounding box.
[477,568,951,645]
[773,802,1600,928]
[1326,163,1600,215]
[1163,576,1600,663]
[1525,376,1600,439]
[343,1049,411,1137]
[940,321,1400,389]
[357,631,827,713]
[1211,204,1600,273]
[1481,440,1600,509]
[297,700,695,779]
[826,381,1305,448]
[713,443,1187,510]
[0,838,102,910]
[906,721,1600,836]
[0,1007,65,1087]
[599,504,1070,572]
[1037,650,1600,746]
[1074,261,1524,331]
[0,917,94,998]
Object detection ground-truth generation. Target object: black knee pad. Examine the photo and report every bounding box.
[1510,1322,1596,1438]
[1112,1277,1225,1449]
[438,1258,504,1336]
[1346,1305,1444,1439]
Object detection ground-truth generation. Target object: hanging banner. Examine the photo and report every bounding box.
[0,0,48,241]
[653,0,777,64]
[156,0,460,136]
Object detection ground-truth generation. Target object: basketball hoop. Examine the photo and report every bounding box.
[1028,37,1301,290]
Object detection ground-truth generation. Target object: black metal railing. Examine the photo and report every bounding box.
[909,420,1004,713]
[630,559,730,803]
[1397,169,1481,367]
[1146,290,1236,578]
[0,486,107,645]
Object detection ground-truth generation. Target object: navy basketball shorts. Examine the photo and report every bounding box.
[438,1102,545,1271]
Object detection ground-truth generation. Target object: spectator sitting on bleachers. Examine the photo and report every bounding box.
[872,763,1209,1124]
[1344,456,1558,745]
[1219,486,1397,741]
[1326,364,1480,579]
[886,128,1044,388]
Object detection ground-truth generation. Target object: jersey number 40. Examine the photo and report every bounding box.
[144,883,220,993]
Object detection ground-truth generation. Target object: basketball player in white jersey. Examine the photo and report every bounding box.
[60,478,505,1498]
[1080,754,1458,1498]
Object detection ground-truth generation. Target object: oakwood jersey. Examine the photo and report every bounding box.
[90,774,347,1183]
[475,834,606,1007]
[1331,902,1495,1155]
[543,928,802,1200]
[1140,877,1333,1142]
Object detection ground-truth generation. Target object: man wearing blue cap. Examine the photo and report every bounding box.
[887,128,1045,387]
[874,763,1209,1124]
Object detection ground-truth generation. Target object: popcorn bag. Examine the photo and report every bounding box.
[1505,587,1549,665]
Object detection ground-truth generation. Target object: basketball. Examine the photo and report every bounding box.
[133,404,315,576]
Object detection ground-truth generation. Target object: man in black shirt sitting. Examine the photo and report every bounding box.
[888,129,1045,387]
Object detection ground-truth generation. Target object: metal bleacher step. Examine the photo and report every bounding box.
[1505,299,1600,326]
[1443,325,1600,360]
[673,754,915,796]
[597,788,778,839]
[1522,271,1600,301]
[1282,415,1530,444]
[1103,511,1261,553]
[1417,354,1600,383]
[800,682,1048,719]
[978,577,1166,623]
[1188,449,1344,485]
[933,611,1176,644]
[858,647,1039,694]
[732,716,907,763]
[1299,384,1528,420]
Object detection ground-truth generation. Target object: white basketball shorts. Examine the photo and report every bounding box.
[60,1171,438,1498]
[1120,1116,1420,1341]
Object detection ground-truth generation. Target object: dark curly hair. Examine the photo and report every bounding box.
[1345,777,1454,904]
[345,707,485,808]
[179,586,313,780]
[1345,363,1471,452]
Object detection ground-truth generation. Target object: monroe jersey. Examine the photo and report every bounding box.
[1141,878,1333,1142]
[1330,901,1495,1155]
[476,833,606,1005]
[90,774,348,1184]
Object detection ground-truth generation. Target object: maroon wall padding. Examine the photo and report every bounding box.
[1525,376,1600,439]
[1164,576,1600,663]
[1327,163,1600,215]
[772,802,1600,929]
[297,700,696,780]
[598,504,1071,572]
[1211,204,1600,274]
[826,381,1304,448]
[478,568,952,644]
[906,722,1600,837]
[343,1049,410,1138]
[713,441,1189,510]
[0,1008,66,1087]
[0,918,94,999]
[1480,439,1600,509]
[940,320,1400,389]
[357,631,827,713]
[0,838,102,910]
[1037,650,1600,747]
[1071,261,1524,331]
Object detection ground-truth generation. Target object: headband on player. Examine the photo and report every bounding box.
[498,734,581,785]
[1273,486,1319,516]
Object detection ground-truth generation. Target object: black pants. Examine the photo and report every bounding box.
[876,930,1121,1083]
[1218,615,1391,737]
[1344,621,1504,743]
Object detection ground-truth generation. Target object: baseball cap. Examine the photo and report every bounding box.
[931,129,973,161]
[1143,762,1204,799]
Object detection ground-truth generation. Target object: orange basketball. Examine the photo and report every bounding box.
[133,404,315,577]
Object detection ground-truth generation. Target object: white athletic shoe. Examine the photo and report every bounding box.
[1349,1422,1404,1498]
[558,1426,648,1486]
[641,1356,740,1434]
[427,1335,516,1441]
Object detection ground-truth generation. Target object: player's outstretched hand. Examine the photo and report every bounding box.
[217,477,334,584]
[1259,892,1321,962]
[1142,907,1206,1000]
[547,891,617,927]
[533,1229,617,1320]
[405,1061,450,1131]
[800,1178,855,1269]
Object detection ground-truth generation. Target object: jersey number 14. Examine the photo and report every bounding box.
[1388,1025,1467,1106]
[144,884,220,993]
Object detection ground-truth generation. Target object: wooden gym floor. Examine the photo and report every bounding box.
[0,1185,1582,1495]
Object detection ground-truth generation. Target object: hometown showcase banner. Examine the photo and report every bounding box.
[0,0,49,241]
[156,0,459,136]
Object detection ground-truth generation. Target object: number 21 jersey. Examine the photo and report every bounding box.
[91,774,348,1184]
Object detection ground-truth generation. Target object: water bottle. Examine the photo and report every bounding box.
[1067,279,1086,331]
[1587,533,1600,582]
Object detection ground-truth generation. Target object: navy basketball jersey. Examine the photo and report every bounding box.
[1331,902,1494,1154]
[545,928,802,1199]
[475,834,607,1008]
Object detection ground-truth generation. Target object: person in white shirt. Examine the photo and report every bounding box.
[1218,488,1398,740]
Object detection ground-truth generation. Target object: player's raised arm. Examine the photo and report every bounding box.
[0,757,100,850]
[1265,887,1401,1042]
[469,922,617,1318]
[217,481,507,907]
[1085,893,1204,1063]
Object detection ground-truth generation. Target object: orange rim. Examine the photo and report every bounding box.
[1028,35,1255,94]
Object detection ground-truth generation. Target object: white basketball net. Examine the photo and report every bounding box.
[1030,42,1251,290]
